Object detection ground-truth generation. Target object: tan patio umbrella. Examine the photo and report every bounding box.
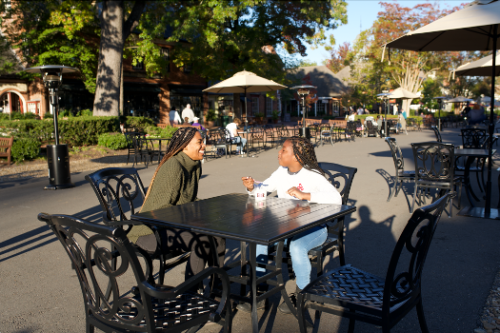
[386,0,500,218]
[455,53,500,76]
[388,87,419,99]
[203,70,287,119]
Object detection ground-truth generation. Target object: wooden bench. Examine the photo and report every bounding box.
[0,136,13,165]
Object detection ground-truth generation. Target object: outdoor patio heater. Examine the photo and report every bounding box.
[291,85,316,139]
[377,92,392,137]
[434,96,447,131]
[24,65,80,190]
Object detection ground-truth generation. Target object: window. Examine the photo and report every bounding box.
[4,0,11,10]
[183,63,192,74]
[266,97,273,116]
[251,97,259,115]
[132,60,144,70]
[317,101,326,116]
[161,48,170,73]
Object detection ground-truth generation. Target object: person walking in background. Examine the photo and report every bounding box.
[182,104,195,124]
[169,107,181,125]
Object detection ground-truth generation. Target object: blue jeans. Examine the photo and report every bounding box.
[232,137,247,151]
[256,226,328,289]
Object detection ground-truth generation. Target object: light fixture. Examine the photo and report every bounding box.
[23,65,80,190]
[290,85,316,138]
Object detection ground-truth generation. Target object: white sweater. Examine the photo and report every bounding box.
[250,166,342,204]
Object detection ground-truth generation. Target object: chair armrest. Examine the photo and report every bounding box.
[141,266,231,322]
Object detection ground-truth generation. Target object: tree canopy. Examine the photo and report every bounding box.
[1,0,348,116]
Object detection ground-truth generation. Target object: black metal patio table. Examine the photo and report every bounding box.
[456,148,499,219]
[131,193,356,333]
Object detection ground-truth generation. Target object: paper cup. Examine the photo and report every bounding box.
[254,183,267,201]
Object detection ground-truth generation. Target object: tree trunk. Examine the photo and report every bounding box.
[92,1,145,117]
[93,1,124,116]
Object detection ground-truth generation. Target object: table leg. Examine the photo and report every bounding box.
[249,242,258,333]
[464,156,480,206]
[240,241,247,297]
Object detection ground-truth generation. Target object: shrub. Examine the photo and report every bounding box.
[205,109,217,121]
[145,125,178,138]
[77,109,93,117]
[125,116,155,131]
[11,136,41,163]
[98,133,129,150]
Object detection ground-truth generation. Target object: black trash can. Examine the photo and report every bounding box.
[45,144,74,190]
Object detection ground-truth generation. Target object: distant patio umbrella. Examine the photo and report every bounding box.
[445,96,474,103]
[386,0,500,218]
[203,70,287,120]
[455,53,500,76]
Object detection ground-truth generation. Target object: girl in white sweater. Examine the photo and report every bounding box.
[240,137,342,314]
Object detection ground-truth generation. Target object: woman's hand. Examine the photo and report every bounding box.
[242,176,255,191]
[287,187,311,201]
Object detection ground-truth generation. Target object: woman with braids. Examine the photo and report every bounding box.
[128,127,226,281]
[240,136,341,314]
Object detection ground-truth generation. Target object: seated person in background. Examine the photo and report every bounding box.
[469,103,486,125]
[191,117,206,131]
[240,137,342,314]
[226,117,247,154]
[127,127,226,282]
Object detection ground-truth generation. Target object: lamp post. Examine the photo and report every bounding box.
[377,92,392,137]
[291,85,316,138]
[24,65,80,190]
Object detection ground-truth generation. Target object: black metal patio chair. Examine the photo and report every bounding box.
[297,193,453,333]
[431,125,442,142]
[385,137,415,202]
[319,124,334,146]
[264,126,280,149]
[411,142,462,216]
[125,132,147,167]
[85,167,190,285]
[38,212,232,333]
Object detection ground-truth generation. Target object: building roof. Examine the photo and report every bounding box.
[287,65,350,98]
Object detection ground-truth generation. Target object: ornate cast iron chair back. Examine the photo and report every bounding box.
[38,213,232,333]
[411,142,455,183]
[38,213,156,332]
[318,162,357,206]
[386,137,405,174]
[461,128,487,148]
[382,193,452,313]
[296,193,452,333]
[385,137,416,202]
[431,125,442,143]
[85,168,146,225]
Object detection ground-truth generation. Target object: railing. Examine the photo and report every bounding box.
[298,118,347,128]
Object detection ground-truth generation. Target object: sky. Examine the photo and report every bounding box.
[298,0,465,66]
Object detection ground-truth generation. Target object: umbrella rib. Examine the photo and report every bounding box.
[418,31,445,51]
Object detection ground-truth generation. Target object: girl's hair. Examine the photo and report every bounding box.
[288,136,324,176]
[143,127,198,203]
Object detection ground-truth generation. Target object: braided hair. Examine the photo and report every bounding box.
[143,127,198,203]
[288,136,325,176]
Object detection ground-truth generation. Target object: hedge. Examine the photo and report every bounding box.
[0,116,158,147]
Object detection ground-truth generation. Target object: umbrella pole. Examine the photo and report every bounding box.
[302,97,306,137]
[486,28,497,217]
[385,98,388,137]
